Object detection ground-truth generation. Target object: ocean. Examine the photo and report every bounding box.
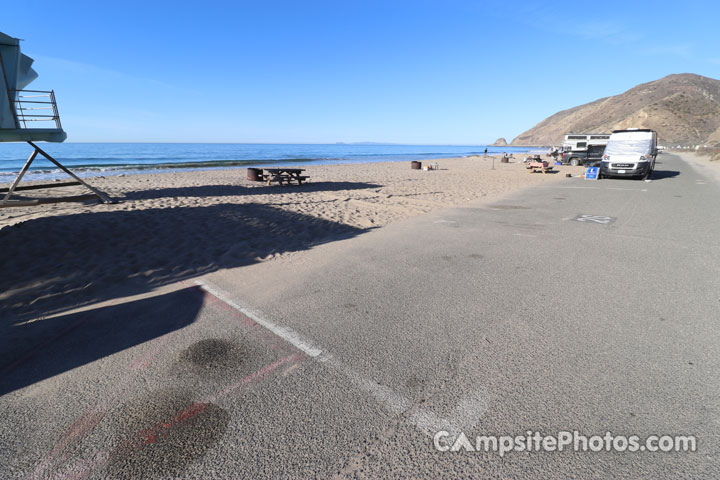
[0,143,535,182]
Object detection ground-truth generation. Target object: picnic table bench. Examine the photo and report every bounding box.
[526,160,553,174]
[263,168,308,185]
[248,167,309,185]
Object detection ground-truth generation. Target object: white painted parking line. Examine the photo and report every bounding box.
[195,279,490,438]
[196,280,324,359]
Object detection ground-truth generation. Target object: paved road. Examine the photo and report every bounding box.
[2,153,719,478]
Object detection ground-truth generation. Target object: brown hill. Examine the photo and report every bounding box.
[511,74,720,146]
[491,137,508,146]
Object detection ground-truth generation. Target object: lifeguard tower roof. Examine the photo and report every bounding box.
[0,31,66,143]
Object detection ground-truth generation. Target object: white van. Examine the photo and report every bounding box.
[600,129,658,179]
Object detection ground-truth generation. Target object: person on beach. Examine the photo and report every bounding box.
[484,148,488,156]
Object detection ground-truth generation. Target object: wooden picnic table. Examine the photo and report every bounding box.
[262,168,309,186]
[526,160,553,174]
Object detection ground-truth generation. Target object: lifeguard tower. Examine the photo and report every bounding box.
[1,31,111,206]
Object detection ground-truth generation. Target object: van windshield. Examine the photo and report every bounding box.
[604,138,653,156]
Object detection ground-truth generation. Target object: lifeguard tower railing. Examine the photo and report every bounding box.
[1,86,112,206]
[12,89,62,130]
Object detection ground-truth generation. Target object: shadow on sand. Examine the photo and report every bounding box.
[0,202,367,323]
[0,287,204,396]
[122,181,383,201]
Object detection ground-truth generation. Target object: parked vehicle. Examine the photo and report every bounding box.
[562,133,610,152]
[561,144,606,166]
[600,129,658,179]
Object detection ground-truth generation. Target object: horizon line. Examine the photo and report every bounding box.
[14,141,538,147]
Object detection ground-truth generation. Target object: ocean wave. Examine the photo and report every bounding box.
[0,144,535,181]
[0,158,323,177]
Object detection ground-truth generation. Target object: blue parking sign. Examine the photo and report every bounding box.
[585,167,599,180]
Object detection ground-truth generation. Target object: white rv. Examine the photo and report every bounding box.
[562,133,610,152]
[600,129,658,179]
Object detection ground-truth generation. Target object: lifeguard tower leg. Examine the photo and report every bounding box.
[28,141,114,204]
[2,149,39,201]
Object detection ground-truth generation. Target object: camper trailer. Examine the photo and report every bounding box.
[600,129,658,179]
[562,133,610,152]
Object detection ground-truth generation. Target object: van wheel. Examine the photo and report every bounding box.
[570,158,580,166]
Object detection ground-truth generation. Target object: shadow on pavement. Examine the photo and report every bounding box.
[0,287,204,396]
[650,170,680,180]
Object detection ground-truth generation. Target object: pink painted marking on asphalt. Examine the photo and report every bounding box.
[128,332,177,371]
[28,407,106,480]
[201,290,256,327]
[29,286,308,479]
[1,318,86,376]
[41,354,302,479]
[30,326,185,479]
[200,289,299,354]
[207,354,302,403]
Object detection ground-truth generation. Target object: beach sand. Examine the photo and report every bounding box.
[1,155,571,321]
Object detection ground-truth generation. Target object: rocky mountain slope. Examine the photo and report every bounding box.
[511,74,720,146]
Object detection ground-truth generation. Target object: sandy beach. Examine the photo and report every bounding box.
[1,155,570,321]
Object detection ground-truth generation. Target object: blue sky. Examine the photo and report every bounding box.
[4,0,719,143]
